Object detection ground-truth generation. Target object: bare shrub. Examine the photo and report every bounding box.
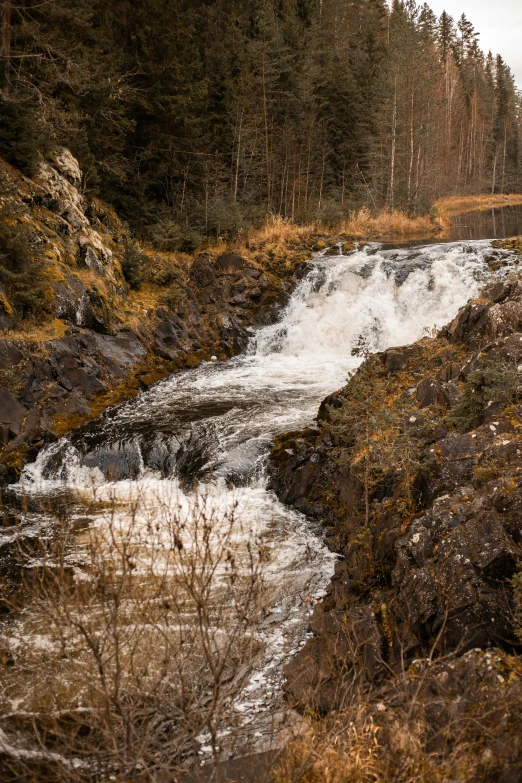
[0,487,271,781]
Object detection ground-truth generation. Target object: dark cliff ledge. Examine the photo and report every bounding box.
[0,152,339,483]
[269,264,522,770]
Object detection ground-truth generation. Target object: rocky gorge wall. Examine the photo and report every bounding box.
[0,152,325,483]
[269,268,522,774]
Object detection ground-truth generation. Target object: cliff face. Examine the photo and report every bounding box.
[269,270,522,748]
[0,153,319,481]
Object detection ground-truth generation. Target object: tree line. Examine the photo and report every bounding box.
[0,0,521,248]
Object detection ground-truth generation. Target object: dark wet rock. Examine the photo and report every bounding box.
[271,265,522,717]
[393,491,521,653]
[437,361,461,382]
[416,377,445,408]
[0,343,23,371]
[383,256,428,286]
[323,246,341,257]
[446,275,522,347]
[154,317,183,360]
[317,391,344,422]
[381,345,421,373]
[215,252,247,275]
[0,388,28,441]
[190,256,216,288]
[485,278,519,304]
[284,602,383,712]
[295,261,314,280]
[416,376,461,410]
[442,380,462,408]
[447,301,491,345]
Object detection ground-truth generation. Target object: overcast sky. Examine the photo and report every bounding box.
[424,0,522,88]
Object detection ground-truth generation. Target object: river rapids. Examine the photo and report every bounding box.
[4,238,516,760]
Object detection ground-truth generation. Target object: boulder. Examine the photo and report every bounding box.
[317,391,344,422]
[381,345,421,374]
[190,256,216,288]
[51,148,82,185]
[284,603,383,713]
[215,252,247,275]
[393,491,521,653]
[0,343,23,371]
[0,388,27,440]
[416,377,445,408]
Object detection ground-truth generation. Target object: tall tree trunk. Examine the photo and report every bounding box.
[491,148,498,195]
[388,79,397,210]
[261,49,271,211]
[0,0,11,91]
[501,126,508,194]
[318,151,325,212]
[407,85,415,204]
[305,136,311,215]
[233,109,243,202]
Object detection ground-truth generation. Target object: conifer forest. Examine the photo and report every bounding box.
[1,1,521,246]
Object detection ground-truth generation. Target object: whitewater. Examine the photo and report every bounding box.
[8,238,514,757]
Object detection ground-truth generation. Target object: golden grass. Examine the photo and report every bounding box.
[230,194,522,252]
[338,206,443,238]
[189,209,442,269]
[436,193,522,218]
[0,317,69,342]
[241,209,444,246]
[273,716,484,783]
[246,214,319,245]
[201,209,445,261]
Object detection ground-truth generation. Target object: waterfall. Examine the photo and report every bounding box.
[8,238,512,757]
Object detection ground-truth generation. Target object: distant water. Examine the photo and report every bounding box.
[447,203,522,242]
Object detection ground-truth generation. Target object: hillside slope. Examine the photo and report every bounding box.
[0,152,318,481]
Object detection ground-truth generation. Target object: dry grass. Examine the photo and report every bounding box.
[242,209,443,247]
[202,208,444,261]
[0,318,69,343]
[338,206,443,238]
[273,712,485,783]
[436,193,522,218]
[245,215,319,246]
[229,195,522,253]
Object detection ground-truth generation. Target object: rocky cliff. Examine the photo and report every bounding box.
[270,268,522,773]
[0,152,323,482]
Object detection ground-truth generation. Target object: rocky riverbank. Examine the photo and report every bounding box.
[269,264,522,775]
[0,151,335,483]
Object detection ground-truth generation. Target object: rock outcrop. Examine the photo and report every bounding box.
[0,152,318,480]
[270,272,522,721]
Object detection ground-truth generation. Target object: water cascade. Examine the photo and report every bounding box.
[8,239,514,757]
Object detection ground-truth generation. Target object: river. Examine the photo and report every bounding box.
[1,229,520,768]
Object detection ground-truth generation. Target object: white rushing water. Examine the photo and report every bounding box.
[12,239,508,756]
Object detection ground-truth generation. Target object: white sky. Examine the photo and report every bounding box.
[425,0,522,88]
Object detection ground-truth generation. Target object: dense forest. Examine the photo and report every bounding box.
[0,0,521,248]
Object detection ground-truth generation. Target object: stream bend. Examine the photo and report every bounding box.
[9,239,513,755]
